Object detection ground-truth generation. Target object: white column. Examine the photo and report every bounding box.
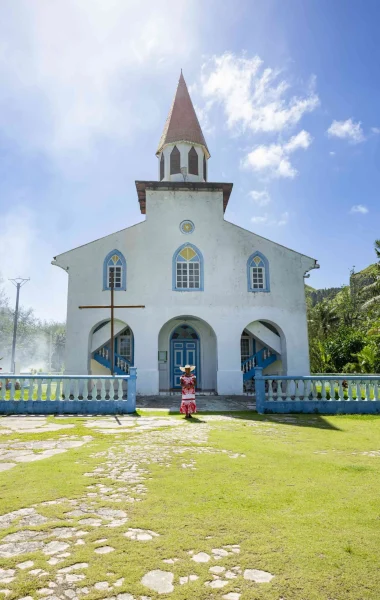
[134,320,159,395]
[216,328,243,395]
[283,317,311,375]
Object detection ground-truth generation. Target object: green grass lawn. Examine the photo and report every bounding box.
[0,412,380,599]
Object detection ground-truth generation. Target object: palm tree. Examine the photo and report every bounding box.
[310,301,339,337]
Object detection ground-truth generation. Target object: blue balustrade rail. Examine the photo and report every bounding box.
[254,367,380,414]
[241,347,277,381]
[0,369,137,415]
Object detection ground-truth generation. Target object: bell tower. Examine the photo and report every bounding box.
[156,72,210,183]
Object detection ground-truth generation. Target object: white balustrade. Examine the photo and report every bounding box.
[0,373,136,409]
[259,374,380,405]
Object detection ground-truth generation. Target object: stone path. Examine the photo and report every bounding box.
[0,437,93,472]
[0,415,276,599]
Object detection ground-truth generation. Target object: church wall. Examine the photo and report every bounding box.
[55,187,315,394]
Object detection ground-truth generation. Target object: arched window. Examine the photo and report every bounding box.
[103,250,127,291]
[170,145,180,175]
[203,154,207,181]
[173,243,204,291]
[188,146,198,175]
[160,153,165,180]
[247,251,270,292]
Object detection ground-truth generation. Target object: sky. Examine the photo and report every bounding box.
[0,0,379,321]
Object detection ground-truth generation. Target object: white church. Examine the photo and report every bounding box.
[53,73,318,396]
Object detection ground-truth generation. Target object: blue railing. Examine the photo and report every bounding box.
[93,347,132,375]
[254,367,380,414]
[0,369,137,415]
[241,347,277,380]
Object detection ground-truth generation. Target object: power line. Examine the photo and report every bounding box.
[9,277,29,374]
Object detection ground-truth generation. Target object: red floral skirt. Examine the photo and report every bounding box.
[180,399,197,415]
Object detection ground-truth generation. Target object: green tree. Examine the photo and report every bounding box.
[361,240,380,312]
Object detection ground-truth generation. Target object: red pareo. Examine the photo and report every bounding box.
[180,374,197,415]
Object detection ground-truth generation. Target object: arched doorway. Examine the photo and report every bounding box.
[89,319,134,375]
[157,316,217,392]
[240,320,285,391]
[170,324,200,389]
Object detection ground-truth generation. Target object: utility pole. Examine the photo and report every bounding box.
[48,330,53,373]
[9,277,29,373]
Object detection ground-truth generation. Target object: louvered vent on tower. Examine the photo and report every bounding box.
[170,145,181,175]
[188,146,198,175]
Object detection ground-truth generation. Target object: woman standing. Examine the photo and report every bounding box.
[179,364,197,418]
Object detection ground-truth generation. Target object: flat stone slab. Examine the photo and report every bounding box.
[223,594,241,600]
[94,546,114,554]
[0,541,44,557]
[141,570,174,594]
[17,561,34,570]
[0,463,15,472]
[0,569,15,584]
[124,528,159,541]
[43,541,70,555]
[244,569,274,583]
[192,552,210,563]
[0,436,90,471]
[207,579,229,589]
[210,566,225,574]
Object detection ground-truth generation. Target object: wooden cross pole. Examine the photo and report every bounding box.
[79,271,145,375]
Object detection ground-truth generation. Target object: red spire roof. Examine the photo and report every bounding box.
[156,72,210,157]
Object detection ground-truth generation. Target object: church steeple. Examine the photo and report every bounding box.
[156,72,209,182]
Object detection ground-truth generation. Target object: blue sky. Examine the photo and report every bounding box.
[0,0,379,321]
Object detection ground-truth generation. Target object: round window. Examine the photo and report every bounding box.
[180,220,195,234]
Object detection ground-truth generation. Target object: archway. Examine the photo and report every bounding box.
[241,320,286,391]
[89,319,134,375]
[158,316,217,392]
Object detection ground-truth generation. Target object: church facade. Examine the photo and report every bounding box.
[53,73,318,396]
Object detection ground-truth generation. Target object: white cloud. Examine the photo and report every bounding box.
[248,190,271,206]
[350,205,369,214]
[284,130,312,152]
[198,52,319,135]
[251,211,289,227]
[329,151,336,156]
[327,119,365,143]
[0,1,198,155]
[251,215,268,224]
[372,127,380,134]
[243,130,312,178]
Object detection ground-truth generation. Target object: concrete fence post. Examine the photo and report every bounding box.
[128,367,137,411]
[254,366,265,414]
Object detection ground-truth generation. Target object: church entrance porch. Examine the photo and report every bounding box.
[158,316,217,393]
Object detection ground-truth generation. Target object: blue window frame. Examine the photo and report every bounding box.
[247,251,270,292]
[172,243,204,291]
[103,249,127,291]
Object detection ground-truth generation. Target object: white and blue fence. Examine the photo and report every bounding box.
[0,368,137,414]
[254,367,380,414]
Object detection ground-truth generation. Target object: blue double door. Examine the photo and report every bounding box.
[171,340,200,389]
